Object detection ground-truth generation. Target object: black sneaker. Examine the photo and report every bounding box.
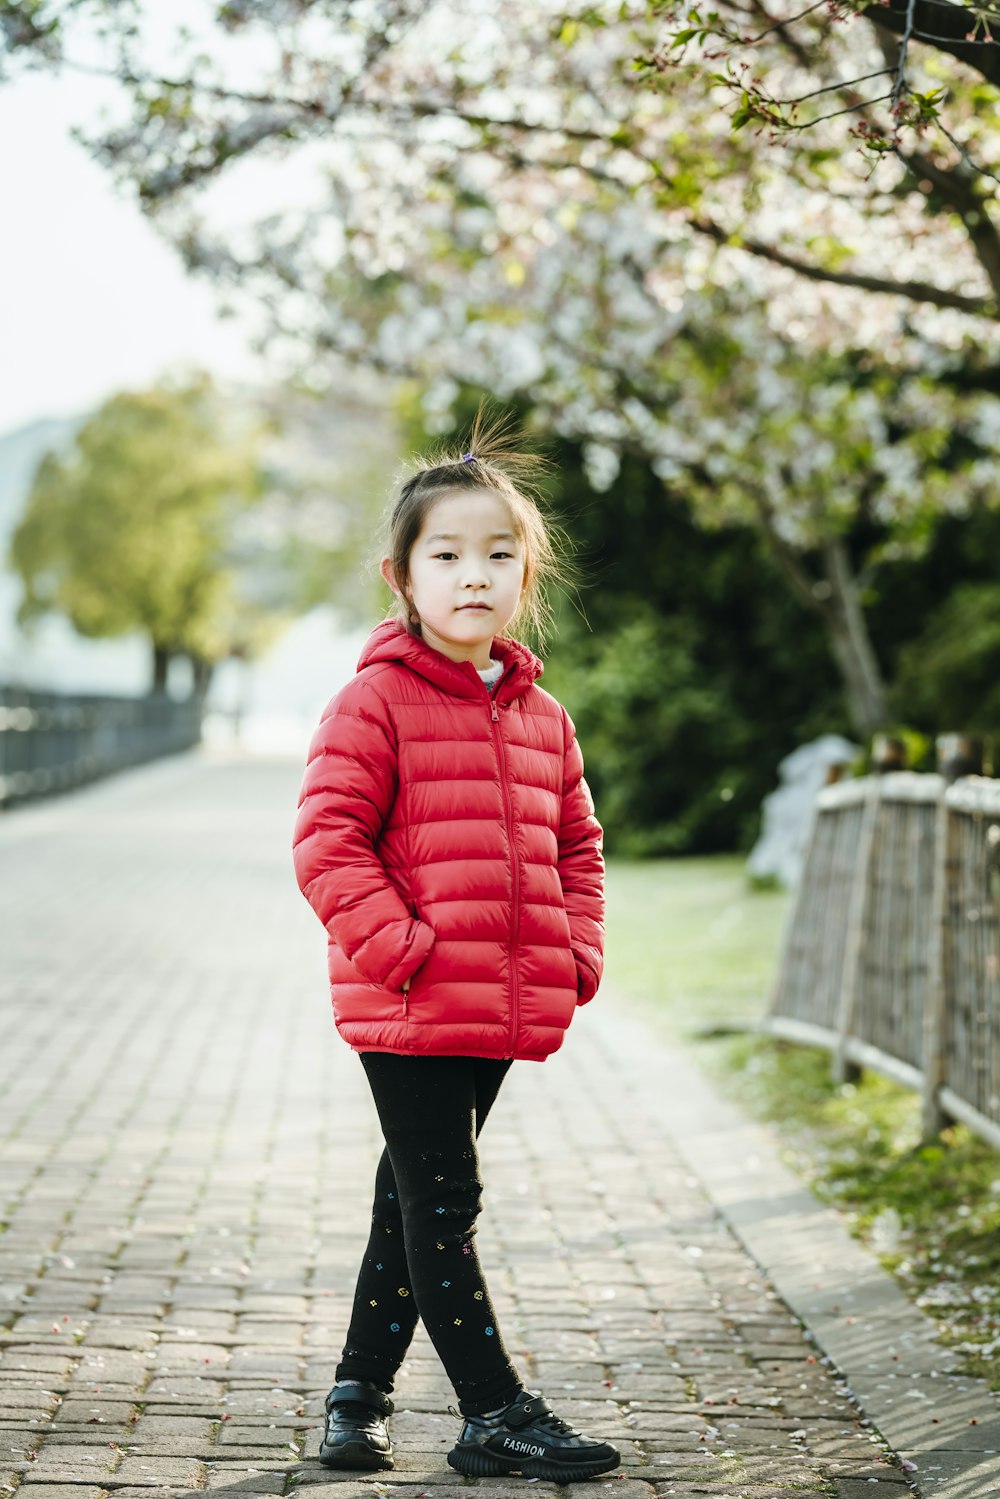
[447,1390,620,1482]
[319,1382,394,1470]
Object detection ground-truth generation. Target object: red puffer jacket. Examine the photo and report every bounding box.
[292,619,604,1061]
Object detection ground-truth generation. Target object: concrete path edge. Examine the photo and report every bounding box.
[628,1010,1000,1499]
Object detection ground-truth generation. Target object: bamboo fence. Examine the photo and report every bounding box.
[767,772,1000,1150]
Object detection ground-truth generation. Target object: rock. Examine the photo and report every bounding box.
[747,735,859,888]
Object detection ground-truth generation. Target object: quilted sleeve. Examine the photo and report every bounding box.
[292,675,435,992]
[557,706,605,1005]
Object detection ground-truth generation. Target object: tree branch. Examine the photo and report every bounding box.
[52,32,1000,321]
[891,0,919,108]
[746,490,827,615]
[934,115,1000,187]
[896,143,1000,300]
[690,212,997,315]
[744,0,830,45]
[747,0,813,67]
[862,0,1000,87]
[471,120,999,320]
[872,27,1000,301]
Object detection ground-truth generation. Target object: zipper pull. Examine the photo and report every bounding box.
[490,698,500,722]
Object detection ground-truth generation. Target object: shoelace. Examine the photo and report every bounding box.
[504,1398,579,1437]
[450,1398,579,1437]
[528,1408,577,1436]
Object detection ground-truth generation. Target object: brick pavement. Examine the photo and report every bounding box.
[0,753,925,1497]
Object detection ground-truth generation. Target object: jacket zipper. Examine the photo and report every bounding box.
[490,694,520,1057]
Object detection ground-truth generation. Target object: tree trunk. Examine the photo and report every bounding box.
[819,540,891,739]
[188,653,214,701]
[151,643,171,694]
[749,497,892,741]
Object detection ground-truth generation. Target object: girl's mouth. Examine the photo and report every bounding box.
[459,604,491,611]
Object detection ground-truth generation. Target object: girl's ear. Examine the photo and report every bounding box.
[380,555,407,598]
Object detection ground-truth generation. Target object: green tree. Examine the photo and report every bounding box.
[894,584,1000,732]
[540,442,845,855]
[10,378,265,693]
[878,508,1000,735]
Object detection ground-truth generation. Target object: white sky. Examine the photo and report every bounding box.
[0,70,265,436]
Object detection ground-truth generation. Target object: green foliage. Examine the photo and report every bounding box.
[541,442,845,856]
[397,384,847,856]
[546,603,749,855]
[9,376,268,687]
[398,378,1000,854]
[894,584,1000,732]
[873,507,1000,739]
[605,854,789,1034]
[708,1036,1000,1391]
[645,0,995,189]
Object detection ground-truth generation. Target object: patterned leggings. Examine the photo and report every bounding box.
[336,1052,523,1416]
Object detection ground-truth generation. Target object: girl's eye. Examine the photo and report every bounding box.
[431,551,515,561]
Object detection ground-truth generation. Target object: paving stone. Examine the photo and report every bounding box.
[215,1424,297,1448]
[52,1397,136,1422]
[161,1315,234,1335]
[291,1489,566,1499]
[205,1474,285,1492]
[0,756,992,1499]
[103,1490,203,1498]
[145,1379,227,1400]
[73,1351,150,1383]
[0,1390,61,1413]
[647,1490,830,1497]
[18,1443,117,1475]
[834,1481,912,1496]
[111,1454,209,1484]
[15,1488,108,1498]
[77,1324,159,1352]
[0,1356,78,1378]
[130,1416,215,1442]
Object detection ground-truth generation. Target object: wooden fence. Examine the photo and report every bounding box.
[0,687,202,808]
[767,772,1000,1150]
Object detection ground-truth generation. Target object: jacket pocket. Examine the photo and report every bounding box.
[384,917,435,994]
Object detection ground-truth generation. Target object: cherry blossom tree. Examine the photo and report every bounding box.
[3,0,999,733]
[636,0,1000,322]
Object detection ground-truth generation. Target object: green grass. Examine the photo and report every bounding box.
[605,853,1000,1392]
[604,854,789,1037]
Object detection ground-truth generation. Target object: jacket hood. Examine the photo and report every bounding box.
[358,618,544,703]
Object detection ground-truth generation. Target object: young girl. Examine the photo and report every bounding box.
[292,415,619,1484]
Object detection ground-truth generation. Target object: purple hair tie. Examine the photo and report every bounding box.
[461,452,476,463]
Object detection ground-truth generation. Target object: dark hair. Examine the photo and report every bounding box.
[380,405,575,651]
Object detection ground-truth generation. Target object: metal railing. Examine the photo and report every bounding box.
[0,687,202,808]
[767,772,1000,1150]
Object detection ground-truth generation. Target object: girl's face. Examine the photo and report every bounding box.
[381,489,526,670]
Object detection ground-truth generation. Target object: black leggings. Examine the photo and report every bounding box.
[336,1052,523,1415]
